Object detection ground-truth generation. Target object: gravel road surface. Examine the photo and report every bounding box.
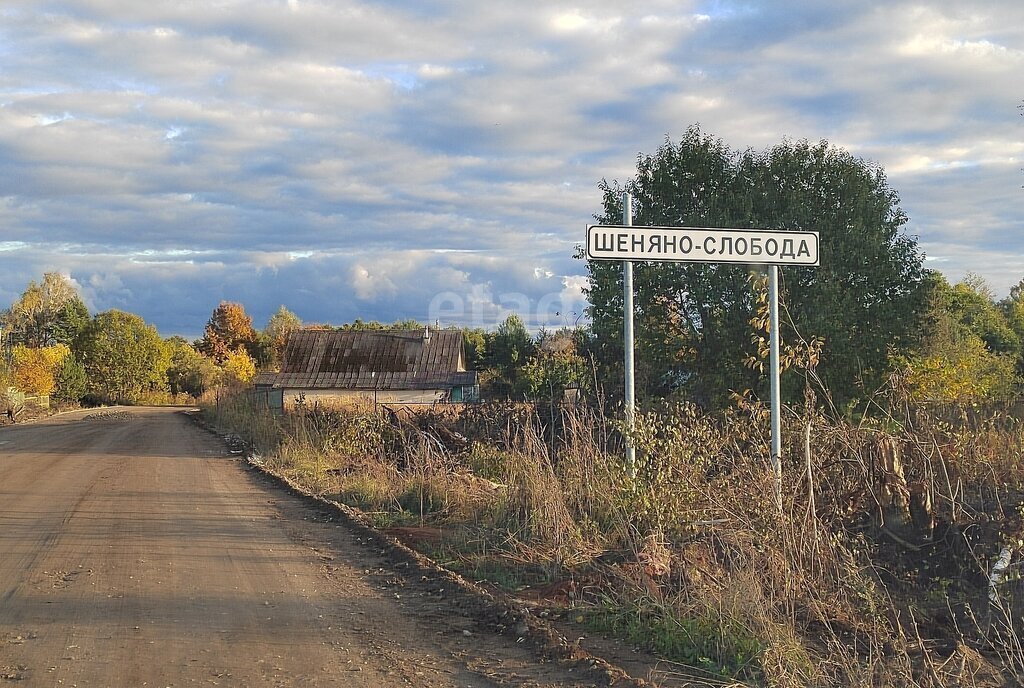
[0,406,620,687]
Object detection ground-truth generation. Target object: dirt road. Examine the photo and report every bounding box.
[0,407,619,687]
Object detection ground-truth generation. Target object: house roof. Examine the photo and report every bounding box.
[257,328,476,390]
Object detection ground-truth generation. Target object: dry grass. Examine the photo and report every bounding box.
[201,391,1024,687]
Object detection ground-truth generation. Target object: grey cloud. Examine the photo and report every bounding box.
[1,0,1023,336]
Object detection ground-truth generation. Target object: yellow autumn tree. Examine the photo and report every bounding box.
[903,275,1019,404]
[199,302,257,364]
[904,334,1017,404]
[11,344,70,395]
[222,347,256,384]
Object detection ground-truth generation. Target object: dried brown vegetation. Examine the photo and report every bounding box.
[203,392,1024,687]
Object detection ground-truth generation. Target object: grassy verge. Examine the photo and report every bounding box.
[201,392,1024,687]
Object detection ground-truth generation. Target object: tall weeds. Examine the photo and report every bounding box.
[202,391,1024,686]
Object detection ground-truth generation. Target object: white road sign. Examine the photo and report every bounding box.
[586,225,820,266]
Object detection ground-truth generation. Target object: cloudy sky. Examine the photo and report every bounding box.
[2,1,1022,337]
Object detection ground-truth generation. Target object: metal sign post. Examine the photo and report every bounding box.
[622,192,636,472]
[587,223,819,509]
[768,264,783,510]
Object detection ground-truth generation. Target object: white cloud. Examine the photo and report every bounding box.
[0,0,1023,337]
[549,9,622,35]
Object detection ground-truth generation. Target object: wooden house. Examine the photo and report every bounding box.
[253,327,478,407]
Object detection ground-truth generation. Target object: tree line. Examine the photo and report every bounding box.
[0,286,301,405]
[0,283,591,407]
[2,125,1020,411]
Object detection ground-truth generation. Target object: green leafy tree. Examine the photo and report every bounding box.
[899,273,1021,403]
[53,354,87,405]
[999,277,1024,370]
[342,319,389,329]
[340,318,386,331]
[458,327,488,370]
[586,126,928,408]
[1001,277,1024,327]
[339,318,424,332]
[249,332,274,370]
[942,274,1019,355]
[587,130,763,408]
[518,328,590,402]
[483,314,535,398]
[51,298,90,347]
[2,273,89,348]
[77,310,169,402]
[165,336,220,397]
[904,274,1018,402]
[263,305,302,370]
